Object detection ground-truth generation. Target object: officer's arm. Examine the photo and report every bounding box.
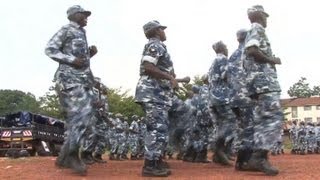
[143,62,174,81]
[45,28,75,64]
[246,46,281,65]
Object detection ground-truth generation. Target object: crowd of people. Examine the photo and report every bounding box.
[45,4,284,177]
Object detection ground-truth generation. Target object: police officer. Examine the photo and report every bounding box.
[227,29,255,170]
[242,5,283,176]
[135,20,178,177]
[45,5,98,175]
[208,41,236,166]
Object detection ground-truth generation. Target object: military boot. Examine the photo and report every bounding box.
[212,139,231,166]
[81,151,95,165]
[246,150,279,176]
[130,154,138,160]
[109,153,116,160]
[159,157,171,175]
[182,146,196,162]
[93,153,107,163]
[69,152,87,176]
[235,148,253,171]
[116,154,125,161]
[142,159,168,177]
[194,148,210,163]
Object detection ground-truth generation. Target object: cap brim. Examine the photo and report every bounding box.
[160,26,167,29]
[262,12,269,17]
[82,11,91,17]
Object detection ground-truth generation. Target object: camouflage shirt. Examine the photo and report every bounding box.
[45,21,94,89]
[227,44,252,107]
[135,38,174,106]
[243,22,281,95]
[208,53,230,106]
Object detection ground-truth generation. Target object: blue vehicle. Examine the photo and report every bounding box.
[0,111,65,157]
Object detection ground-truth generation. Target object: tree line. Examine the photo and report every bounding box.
[0,76,318,120]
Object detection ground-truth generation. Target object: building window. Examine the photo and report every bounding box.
[291,107,298,118]
[304,106,312,111]
[304,117,312,123]
[317,105,320,110]
[317,117,320,123]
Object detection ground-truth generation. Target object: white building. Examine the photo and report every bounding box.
[281,97,320,123]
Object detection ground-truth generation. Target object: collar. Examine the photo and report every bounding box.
[217,53,227,59]
[69,21,81,29]
[251,22,265,30]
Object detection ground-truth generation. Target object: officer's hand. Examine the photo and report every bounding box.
[89,45,98,57]
[72,57,86,68]
[170,77,179,90]
[272,57,281,65]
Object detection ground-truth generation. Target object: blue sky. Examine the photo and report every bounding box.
[1,0,319,99]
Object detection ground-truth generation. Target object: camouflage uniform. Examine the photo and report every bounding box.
[138,120,147,157]
[135,37,174,161]
[289,123,299,153]
[297,123,307,154]
[92,83,110,156]
[129,120,140,157]
[208,53,236,144]
[45,20,97,166]
[243,22,283,151]
[228,39,254,152]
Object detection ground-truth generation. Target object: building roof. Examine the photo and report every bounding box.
[281,97,320,107]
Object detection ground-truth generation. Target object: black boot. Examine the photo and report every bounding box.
[159,157,171,175]
[55,142,70,168]
[81,151,95,165]
[212,138,231,166]
[235,148,253,171]
[194,148,210,163]
[109,153,116,160]
[130,154,138,160]
[176,152,183,160]
[246,149,279,176]
[183,146,196,162]
[93,153,107,163]
[69,151,87,175]
[116,154,125,161]
[142,159,168,177]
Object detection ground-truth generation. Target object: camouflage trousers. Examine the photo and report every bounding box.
[117,132,128,155]
[253,92,283,150]
[109,133,119,154]
[142,103,170,161]
[211,105,237,141]
[56,84,96,156]
[93,114,109,155]
[233,106,254,150]
[129,133,139,156]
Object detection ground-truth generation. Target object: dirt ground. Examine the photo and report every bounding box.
[0,151,319,180]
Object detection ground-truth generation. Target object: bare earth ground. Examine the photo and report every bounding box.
[0,151,319,180]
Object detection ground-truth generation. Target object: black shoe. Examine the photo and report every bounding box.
[245,150,279,176]
[93,153,107,163]
[109,153,116,160]
[142,159,168,177]
[81,151,95,165]
[235,148,254,171]
[69,152,87,176]
[130,155,138,160]
[122,154,129,160]
[212,138,231,166]
[116,154,125,161]
[212,151,231,166]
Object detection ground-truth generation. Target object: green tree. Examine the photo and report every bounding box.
[107,88,144,121]
[312,85,320,96]
[287,77,313,98]
[38,87,63,119]
[0,89,40,116]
